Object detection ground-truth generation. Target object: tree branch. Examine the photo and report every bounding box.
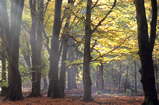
[90,39,97,52]
[91,35,131,62]
[91,0,99,9]
[91,0,116,34]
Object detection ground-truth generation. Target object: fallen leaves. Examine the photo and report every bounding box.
[0,89,144,105]
[0,95,144,105]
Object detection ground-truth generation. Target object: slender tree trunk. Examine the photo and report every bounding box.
[118,62,122,91]
[134,61,137,93]
[72,66,77,89]
[96,73,99,89]
[22,35,31,67]
[22,52,31,67]
[83,0,93,101]
[67,38,73,90]
[48,0,63,98]
[60,38,68,96]
[135,0,158,104]
[124,66,128,93]
[98,63,104,90]
[67,68,73,90]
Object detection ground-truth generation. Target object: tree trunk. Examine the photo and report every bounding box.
[22,35,31,67]
[0,0,12,59]
[118,62,122,91]
[60,38,68,96]
[72,66,77,89]
[29,0,43,97]
[124,66,128,92]
[96,73,99,89]
[134,61,137,93]
[7,0,24,101]
[98,63,104,90]
[135,0,158,104]
[67,68,73,90]
[67,38,73,90]
[60,0,74,95]
[48,0,63,98]
[83,0,93,101]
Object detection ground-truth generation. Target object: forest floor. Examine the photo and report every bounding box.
[0,89,144,105]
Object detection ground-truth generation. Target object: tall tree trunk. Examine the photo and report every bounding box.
[60,38,68,96]
[7,0,24,101]
[0,0,12,58]
[98,63,104,90]
[83,0,93,101]
[135,0,158,104]
[29,0,43,97]
[60,0,74,95]
[0,0,10,98]
[48,0,63,98]
[67,38,73,90]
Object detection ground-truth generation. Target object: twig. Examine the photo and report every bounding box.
[91,0,117,34]
[91,35,131,62]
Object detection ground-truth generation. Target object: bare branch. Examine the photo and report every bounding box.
[41,24,51,54]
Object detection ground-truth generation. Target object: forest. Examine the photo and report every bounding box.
[0,0,159,105]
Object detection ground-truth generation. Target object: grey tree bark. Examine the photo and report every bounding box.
[48,0,63,98]
[83,0,93,101]
[0,0,24,101]
[29,0,43,97]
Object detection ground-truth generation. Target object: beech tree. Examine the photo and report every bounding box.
[0,0,24,101]
[83,0,116,101]
[60,0,75,96]
[98,63,104,90]
[48,0,63,98]
[28,0,44,97]
[135,0,158,104]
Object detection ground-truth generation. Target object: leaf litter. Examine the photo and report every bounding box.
[0,89,144,105]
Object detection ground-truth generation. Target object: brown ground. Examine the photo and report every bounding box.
[0,89,144,105]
